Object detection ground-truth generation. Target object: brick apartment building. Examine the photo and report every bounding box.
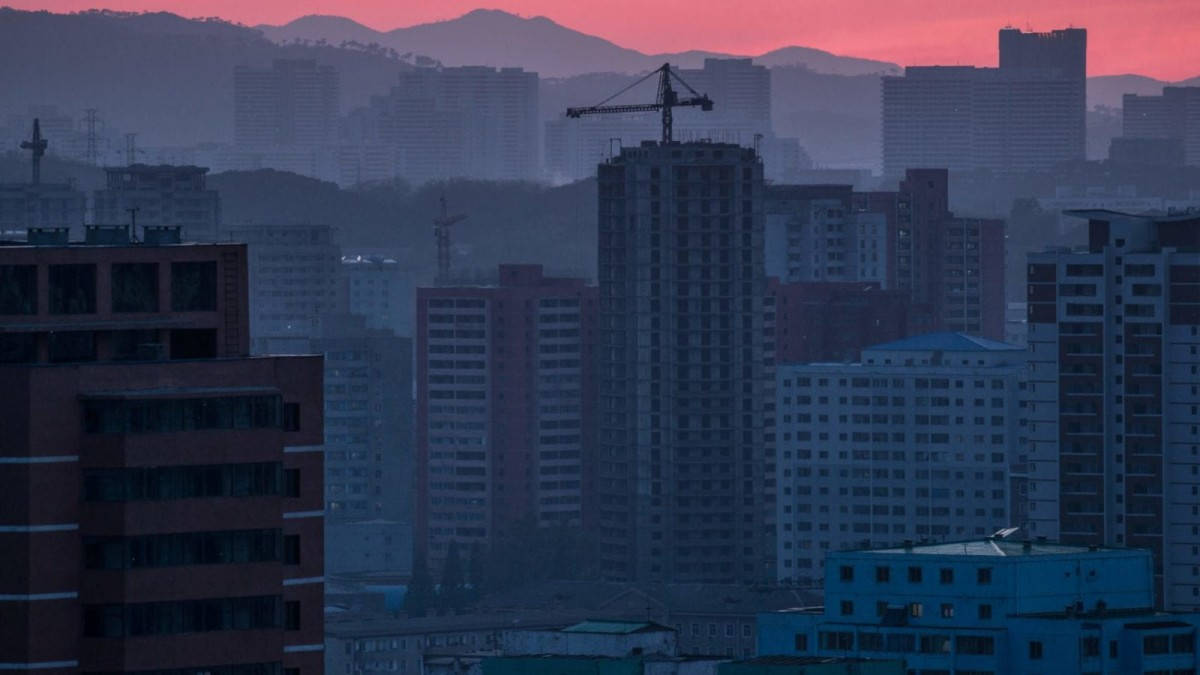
[0,225,324,673]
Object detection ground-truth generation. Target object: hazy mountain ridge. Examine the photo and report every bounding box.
[256,9,903,77]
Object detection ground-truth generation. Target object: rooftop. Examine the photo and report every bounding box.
[858,538,1130,557]
[560,620,673,635]
[864,332,1023,353]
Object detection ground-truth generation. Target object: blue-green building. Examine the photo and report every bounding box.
[758,539,1200,674]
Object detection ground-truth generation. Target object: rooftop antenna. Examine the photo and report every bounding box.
[20,119,48,186]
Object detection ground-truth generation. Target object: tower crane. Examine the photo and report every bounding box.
[20,119,47,185]
[565,63,713,144]
[434,195,468,284]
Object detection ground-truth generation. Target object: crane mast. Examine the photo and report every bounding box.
[433,196,468,285]
[565,63,714,144]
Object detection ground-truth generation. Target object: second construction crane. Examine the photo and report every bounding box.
[565,62,713,144]
[434,195,468,285]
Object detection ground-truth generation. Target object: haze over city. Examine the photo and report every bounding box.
[4,2,1200,674]
[10,0,1200,78]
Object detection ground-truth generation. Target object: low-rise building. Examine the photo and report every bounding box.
[759,539,1200,674]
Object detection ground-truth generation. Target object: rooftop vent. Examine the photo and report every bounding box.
[144,226,182,246]
[85,225,130,245]
[26,227,69,245]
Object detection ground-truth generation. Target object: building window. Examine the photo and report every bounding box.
[284,535,301,565]
[875,566,890,583]
[48,331,96,363]
[908,566,922,583]
[910,603,923,617]
[84,528,281,569]
[49,263,96,314]
[1144,634,1170,654]
[939,568,954,584]
[83,395,282,434]
[955,635,994,656]
[111,262,159,313]
[839,565,854,582]
[84,462,281,501]
[83,595,280,637]
[285,469,301,498]
[1082,636,1101,657]
[170,328,217,359]
[978,604,992,620]
[1030,640,1043,659]
[1173,634,1195,653]
[285,601,301,630]
[0,265,36,315]
[840,601,853,616]
[171,261,217,311]
[793,633,807,652]
[940,603,954,618]
[284,403,301,431]
[977,567,992,585]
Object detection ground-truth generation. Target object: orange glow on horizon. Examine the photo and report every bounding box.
[10,0,1200,80]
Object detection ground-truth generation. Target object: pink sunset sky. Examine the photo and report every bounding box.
[11,0,1200,80]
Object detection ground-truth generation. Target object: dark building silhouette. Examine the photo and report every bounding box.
[883,28,1086,176]
[414,265,597,573]
[770,280,910,363]
[92,165,221,242]
[596,142,771,583]
[1121,87,1200,166]
[0,226,324,673]
[1027,209,1200,611]
[235,59,340,148]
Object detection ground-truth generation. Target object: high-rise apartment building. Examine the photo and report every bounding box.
[353,66,539,184]
[92,164,221,242]
[415,265,597,571]
[596,141,770,583]
[766,171,1004,340]
[0,225,324,673]
[224,224,346,354]
[1027,208,1200,610]
[235,59,340,148]
[342,254,416,337]
[1121,87,1200,166]
[882,28,1086,175]
[771,280,910,364]
[0,183,85,236]
[775,333,1027,584]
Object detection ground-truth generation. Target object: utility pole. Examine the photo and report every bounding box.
[20,119,48,186]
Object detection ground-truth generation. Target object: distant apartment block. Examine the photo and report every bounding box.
[596,141,771,583]
[1122,87,1200,166]
[92,164,221,241]
[235,59,340,148]
[760,540,1200,674]
[224,224,346,354]
[771,280,910,364]
[768,170,1005,340]
[775,333,1027,584]
[1027,208,1200,610]
[0,182,85,236]
[351,66,539,184]
[415,265,597,571]
[342,254,416,337]
[883,28,1086,175]
[0,226,324,674]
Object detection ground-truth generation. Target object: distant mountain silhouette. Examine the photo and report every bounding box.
[256,9,902,77]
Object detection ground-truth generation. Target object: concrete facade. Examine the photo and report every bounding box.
[92,164,221,242]
[776,334,1028,584]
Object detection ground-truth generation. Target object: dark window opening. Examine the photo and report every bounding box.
[49,264,96,314]
[284,601,301,631]
[83,595,280,637]
[84,462,282,502]
[283,535,301,565]
[0,265,36,314]
[170,329,217,359]
[111,330,161,361]
[48,331,96,362]
[83,395,282,434]
[111,263,159,313]
[284,469,301,498]
[0,333,36,363]
[283,403,301,432]
[171,261,217,311]
[84,528,281,569]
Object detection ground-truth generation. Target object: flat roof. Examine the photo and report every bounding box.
[859,538,1131,557]
[561,620,673,635]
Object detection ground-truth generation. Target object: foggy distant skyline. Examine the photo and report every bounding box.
[11,0,1200,81]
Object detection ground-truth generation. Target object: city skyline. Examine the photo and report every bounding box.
[9,0,1200,80]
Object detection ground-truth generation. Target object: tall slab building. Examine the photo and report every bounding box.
[1027,209,1200,610]
[596,141,771,582]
